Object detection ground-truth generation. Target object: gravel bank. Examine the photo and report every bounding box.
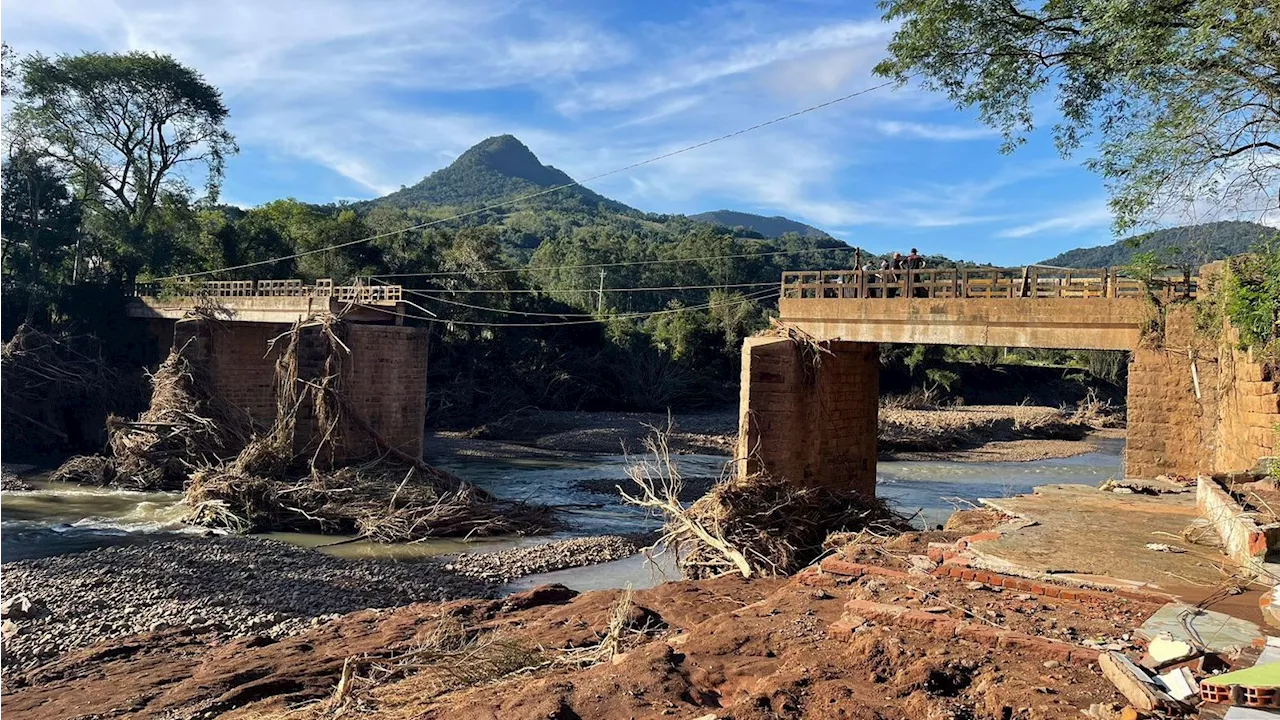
[0,535,493,673]
[445,535,645,583]
[0,473,34,491]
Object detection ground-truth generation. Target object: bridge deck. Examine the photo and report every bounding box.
[778,267,1191,351]
[126,278,405,324]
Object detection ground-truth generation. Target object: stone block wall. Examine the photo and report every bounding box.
[1126,305,1278,479]
[737,337,879,495]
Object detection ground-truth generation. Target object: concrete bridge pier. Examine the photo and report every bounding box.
[736,337,879,496]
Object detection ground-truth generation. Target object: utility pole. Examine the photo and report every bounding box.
[597,269,605,315]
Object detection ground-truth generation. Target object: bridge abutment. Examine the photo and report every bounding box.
[737,337,879,495]
[1126,306,1278,479]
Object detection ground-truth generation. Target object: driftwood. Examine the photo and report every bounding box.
[622,425,911,579]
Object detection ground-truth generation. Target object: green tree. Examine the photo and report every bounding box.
[1,42,17,96]
[1,150,83,318]
[875,1,1279,231]
[11,51,236,281]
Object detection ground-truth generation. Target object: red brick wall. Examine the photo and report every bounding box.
[338,325,429,460]
[738,337,879,494]
[169,319,428,464]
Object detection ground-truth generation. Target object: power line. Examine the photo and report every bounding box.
[359,287,778,328]
[372,246,853,278]
[398,285,777,318]
[401,280,780,294]
[154,78,899,282]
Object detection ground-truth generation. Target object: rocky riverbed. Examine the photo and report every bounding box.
[443,534,647,583]
[0,535,493,673]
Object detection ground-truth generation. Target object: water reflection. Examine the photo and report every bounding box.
[2,442,1121,573]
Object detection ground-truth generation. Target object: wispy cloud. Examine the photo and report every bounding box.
[6,0,1137,264]
[997,199,1114,238]
[875,120,999,141]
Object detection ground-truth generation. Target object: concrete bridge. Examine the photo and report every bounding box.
[128,279,427,463]
[739,266,1277,494]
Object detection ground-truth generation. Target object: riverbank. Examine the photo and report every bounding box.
[0,532,659,673]
[425,406,1114,464]
[2,535,1152,719]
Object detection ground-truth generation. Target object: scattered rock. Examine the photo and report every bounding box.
[0,535,492,673]
[2,595,35,620]
[447,535,642,583]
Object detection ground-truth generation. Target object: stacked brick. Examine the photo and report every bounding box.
[737,337,879,495]
[167,318,428,466]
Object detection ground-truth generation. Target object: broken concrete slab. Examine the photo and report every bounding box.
[1158,666,1198,701]
[1100,651,1175,712]
[974,484,1229,591]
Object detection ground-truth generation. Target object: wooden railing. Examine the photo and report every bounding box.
[131,278,403,305]
[780,267,1196,301]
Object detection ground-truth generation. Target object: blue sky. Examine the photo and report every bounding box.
[4,0,1274,264]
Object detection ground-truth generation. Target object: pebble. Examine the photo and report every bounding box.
[443,535,643,583]
[1043,660,1060,669]
[0,535,493,674]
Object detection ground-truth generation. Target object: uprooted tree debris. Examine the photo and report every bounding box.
[53,314,553,541]
[1,324,141,456]
[622,428,912,579]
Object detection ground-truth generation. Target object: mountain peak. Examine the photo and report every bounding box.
[451,135,558,185]
[688,210,832,239]
[372,135,633,213]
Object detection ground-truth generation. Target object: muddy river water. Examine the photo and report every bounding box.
[1,439,1123,589]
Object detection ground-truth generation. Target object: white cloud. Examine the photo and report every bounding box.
[2,0,1131,249]
[554,19,893,115]
[875,120,998,141]
[997,199,1114,238]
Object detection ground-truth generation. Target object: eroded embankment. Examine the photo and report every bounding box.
[2,540,1150,720]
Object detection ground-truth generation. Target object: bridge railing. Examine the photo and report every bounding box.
[780,267,1196,300]
[130,278,403,305]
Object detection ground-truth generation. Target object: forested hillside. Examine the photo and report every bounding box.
[1040,221,1275,268]
[687,210,831,239]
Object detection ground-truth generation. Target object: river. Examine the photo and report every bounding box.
[1,439,1123,588]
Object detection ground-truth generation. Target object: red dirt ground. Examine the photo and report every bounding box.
[3,536,1165,720]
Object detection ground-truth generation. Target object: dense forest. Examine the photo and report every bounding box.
[1040,221,1275,269]
[686,210,832,239]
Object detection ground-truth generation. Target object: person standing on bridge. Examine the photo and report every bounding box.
[907,248,927,297]
[889,252,905,297]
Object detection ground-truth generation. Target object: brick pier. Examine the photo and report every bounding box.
[737,337,879,494]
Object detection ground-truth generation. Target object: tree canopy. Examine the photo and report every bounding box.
[875,0,1279,231]
[11,51,236,280]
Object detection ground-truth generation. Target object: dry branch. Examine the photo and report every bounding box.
[623,426,911,580]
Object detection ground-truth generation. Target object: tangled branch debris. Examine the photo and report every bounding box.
[328,614,547,717]
[622,428,911,580]
[1,324,137,455]
[52,314,554,540]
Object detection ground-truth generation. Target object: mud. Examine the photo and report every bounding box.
[1,535,1161,720]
